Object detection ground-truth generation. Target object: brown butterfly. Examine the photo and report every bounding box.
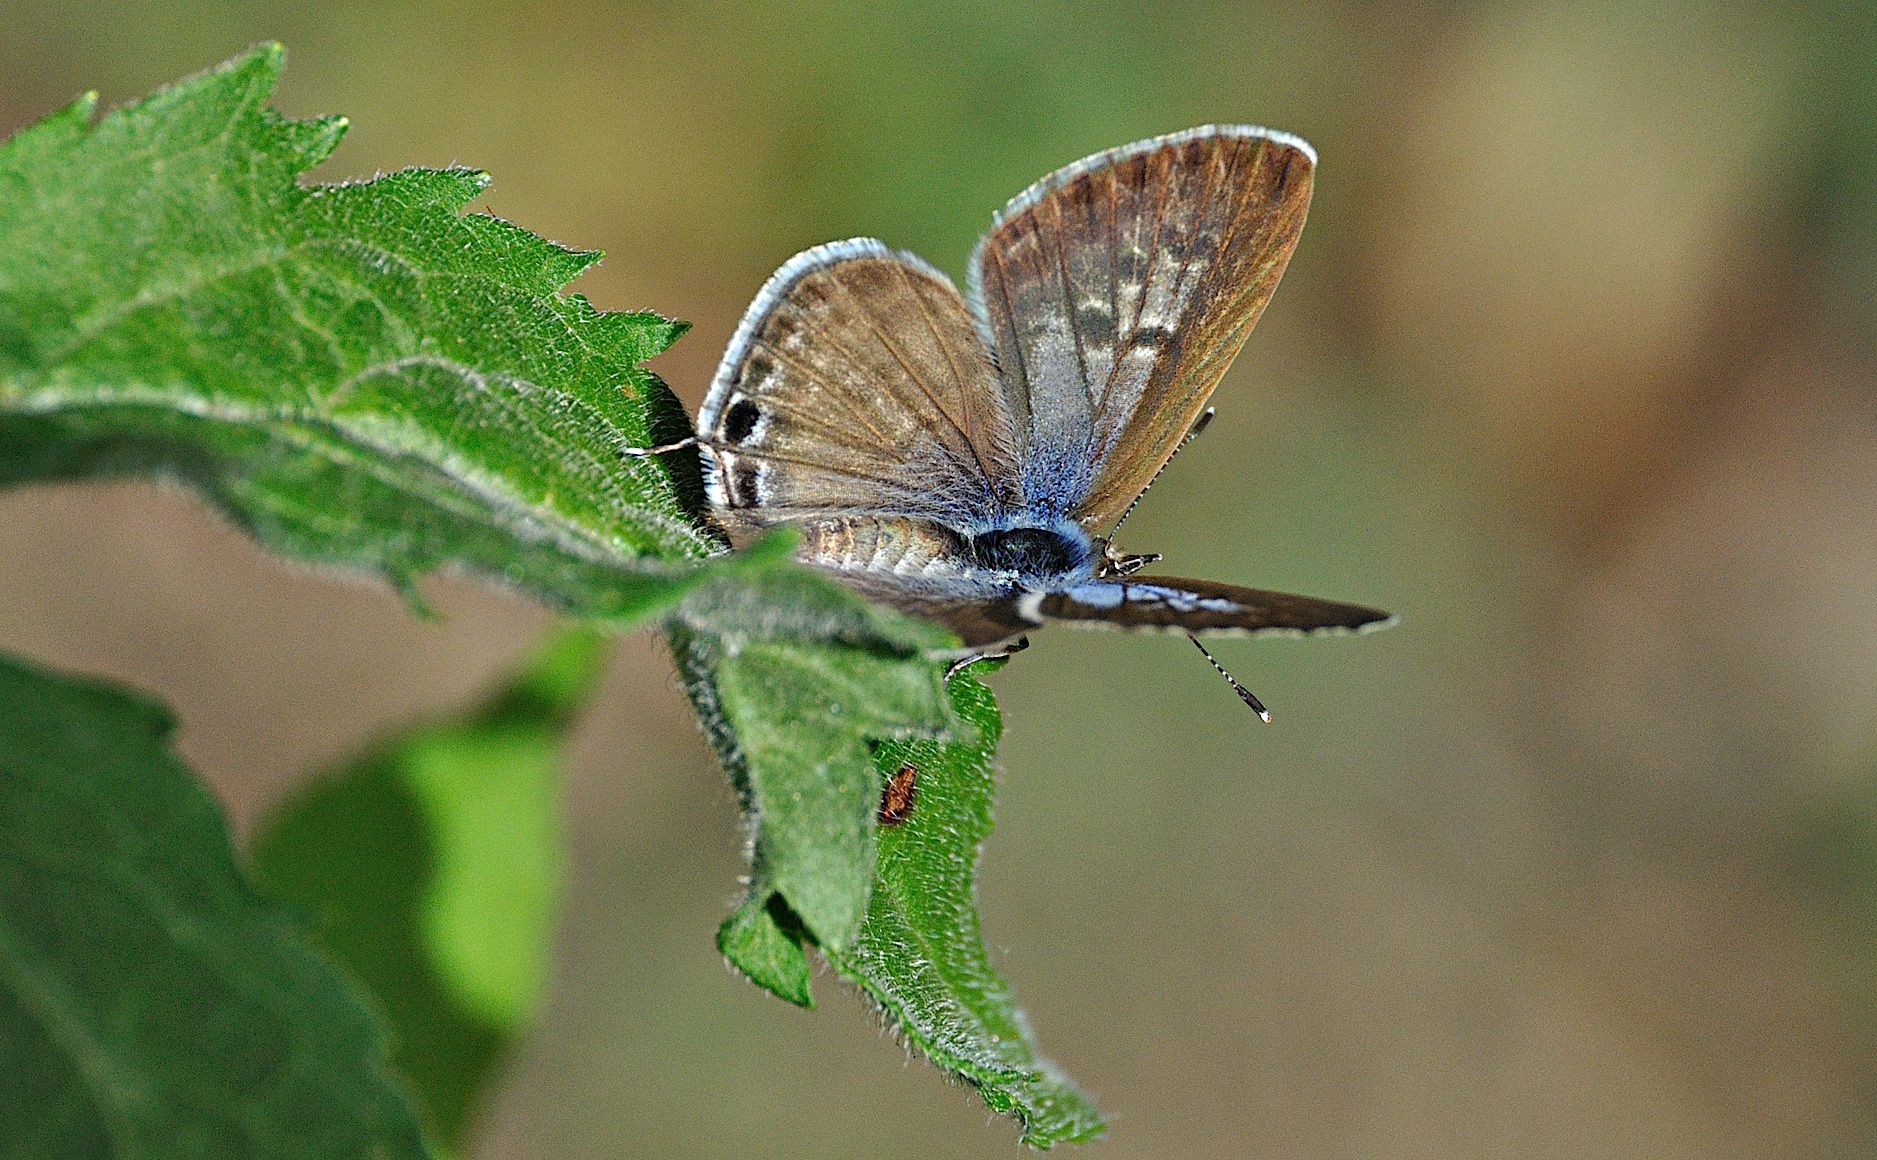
[642,126,1393,716]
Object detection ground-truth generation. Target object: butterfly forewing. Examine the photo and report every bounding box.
[968,126,1315,531]
[700,240,1023,537]
[1035,576,1393,637]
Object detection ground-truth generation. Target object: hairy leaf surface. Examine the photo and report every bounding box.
[829,669,1104,1148]
[0,44,715,620]
[666,564,962,958]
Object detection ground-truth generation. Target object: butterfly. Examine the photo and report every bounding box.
[642,125,1393,716]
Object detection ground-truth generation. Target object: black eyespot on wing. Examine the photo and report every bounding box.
[728,458,761,508]
[723,398,761,444]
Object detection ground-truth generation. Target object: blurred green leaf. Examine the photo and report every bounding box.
[0,650,429,1160]
[0,44,720,622]
[1797,0,1877,350]
[828,668,1103,1149]
[249,625,609,1150]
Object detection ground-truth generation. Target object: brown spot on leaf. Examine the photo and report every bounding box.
[878,762,917,826]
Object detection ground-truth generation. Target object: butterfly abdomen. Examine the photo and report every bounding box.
[796,516,975,579]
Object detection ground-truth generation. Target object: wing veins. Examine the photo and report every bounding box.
[821,275,988,481]
[1125,151,1171,363]
[718,445,925,491]
[1101,169,1123,410]
[1174,190,1259,393]
[985,249,1035,448]
[1096,139,1225,444]
[1159,143,1278,399]
[1048,195,1099,414]
[747,390,910,456]
[755,340,894,445]
[1166,141,1225,306]
[892,261,998,490]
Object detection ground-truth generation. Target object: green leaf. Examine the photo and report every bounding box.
[665,564,964,960]
[0,650,429,1160]
[0,45,718,622]
[829,669,1104,1149]
[250,625,609,1150]
[715,891,814,1009]
[671,591,1098,1144]
[717,639,955,947]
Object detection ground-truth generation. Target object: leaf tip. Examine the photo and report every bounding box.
[294,113,349,168]
[566,246,604,277]
[388,571,437,621]
[17,90,99,144]
[718,895,817,1008]
[224,40,288,89]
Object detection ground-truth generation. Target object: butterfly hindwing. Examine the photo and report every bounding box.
[700,240,1023,537]
[1033,576,1394,638]
[968,126,1315,531]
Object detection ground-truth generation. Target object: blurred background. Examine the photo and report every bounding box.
[5,0,1877,1155]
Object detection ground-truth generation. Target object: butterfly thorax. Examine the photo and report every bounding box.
[795,515,1095,589]
[964,523,1093,580]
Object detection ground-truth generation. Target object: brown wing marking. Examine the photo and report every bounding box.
[968,126,1315,530]
[895,260,994,488]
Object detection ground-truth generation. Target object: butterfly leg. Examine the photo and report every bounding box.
[1098,550,1161,578]
[944,635,1030,683]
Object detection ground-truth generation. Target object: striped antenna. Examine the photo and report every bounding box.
[1188,634,1270,722]
[1106,407,1215,541]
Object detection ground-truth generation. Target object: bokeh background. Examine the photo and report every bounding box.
[6,1,1877,1155]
